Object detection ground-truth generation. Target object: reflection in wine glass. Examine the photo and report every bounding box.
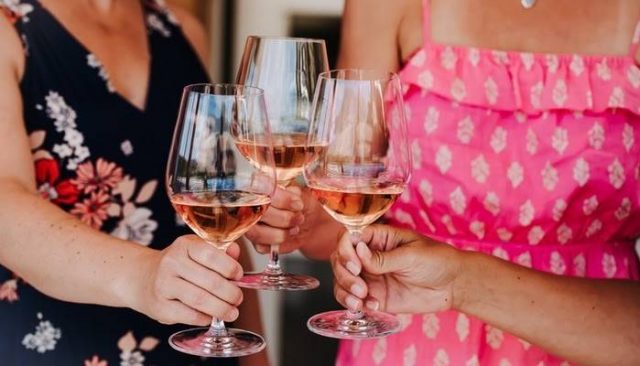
[165,83,276,357]
[235,36,330,291]
[304,69,412,339]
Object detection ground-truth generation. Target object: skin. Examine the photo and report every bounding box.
[332,225,640,366]
[0,1,268,364]
[248,0,640,258]
[245,0,640,364]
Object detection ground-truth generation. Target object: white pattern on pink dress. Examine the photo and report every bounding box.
[336,1,640,365]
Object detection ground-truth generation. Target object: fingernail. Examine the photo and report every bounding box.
[365,299,379,311]
[289,226,300,236]
[356,242,372,260]
[350,283,366,298]
[227,308,239,320]
[291,199,304,211]
[346,261,361,276]
[346,296,360,311]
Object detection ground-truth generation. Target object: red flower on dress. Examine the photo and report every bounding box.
[84,355,108,366]
[0,279,18,303]
[74,158,123,194]
[35,158,79,205]
[0,7,18,25]
[71,191,110,229]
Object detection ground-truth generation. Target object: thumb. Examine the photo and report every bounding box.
[225,242,241,260]
[356,241,406,275]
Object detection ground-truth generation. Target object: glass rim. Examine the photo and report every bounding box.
[182,83,265,96]
[318,69,400,82]
[246,35,326,44]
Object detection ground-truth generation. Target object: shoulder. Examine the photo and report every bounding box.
[165,3,209,66]
[0,11,24,81]
[339,0,414,70]
[342,0,409,32]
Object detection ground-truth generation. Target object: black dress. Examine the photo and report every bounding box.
[0,1,236,364]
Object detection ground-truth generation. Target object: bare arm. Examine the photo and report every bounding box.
[456,252,640,366]
[0,14,243,327]
[333,226,640,366]
[0,14,148,309]
[337,0,403,70]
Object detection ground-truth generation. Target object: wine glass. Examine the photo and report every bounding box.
[235,36,329,291]
[303,69,411,339]
[165,83,276,357]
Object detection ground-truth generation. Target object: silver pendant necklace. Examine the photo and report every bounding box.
[521,0,536,9]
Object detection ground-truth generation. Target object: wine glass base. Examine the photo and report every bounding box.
[307,310,401,340]
[237,272,320,291]
[169,327,265,357]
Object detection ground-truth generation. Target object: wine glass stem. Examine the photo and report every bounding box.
[265,244,283,276]
[346,227,365,319]
[208,318,228,337]
[264,181,291,277]
[207,243,231,336]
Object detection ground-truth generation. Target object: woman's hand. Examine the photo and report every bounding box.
[245,183,346,259]
[245,185,306,253]
[331,225,463,314]
[129,235,245,326]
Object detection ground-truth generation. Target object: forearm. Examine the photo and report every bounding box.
[0,179,153,308]
[455,251,640,366]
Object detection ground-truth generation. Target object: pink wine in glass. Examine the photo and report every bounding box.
[236,133,325,185]
[309,185,402,230]
[171,191,271,247]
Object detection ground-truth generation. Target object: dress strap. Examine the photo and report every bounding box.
[629,16,640,60]
[422,0,432,45]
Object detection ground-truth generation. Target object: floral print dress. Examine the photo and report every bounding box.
[336,1,640,365]
[0,1,235,365]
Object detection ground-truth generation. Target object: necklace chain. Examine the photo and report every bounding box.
[521,0,536,9]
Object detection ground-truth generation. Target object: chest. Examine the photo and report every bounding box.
[396,91,640,245]
[399,0,640,61]
[38,0,151,110]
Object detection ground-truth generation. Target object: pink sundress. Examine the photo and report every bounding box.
[336,1,640,365]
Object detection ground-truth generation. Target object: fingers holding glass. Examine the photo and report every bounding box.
[235,36,329,291]
[165,83,275,357]
[303,69,411,339]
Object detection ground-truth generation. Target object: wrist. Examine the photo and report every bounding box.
[110,243,158,311]
[451,250,481,312]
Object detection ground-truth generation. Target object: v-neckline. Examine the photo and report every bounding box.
[35,0,154,114]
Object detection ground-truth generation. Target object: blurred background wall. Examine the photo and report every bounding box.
[169,1,345,365]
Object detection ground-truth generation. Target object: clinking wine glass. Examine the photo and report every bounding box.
[303,69,412,339]
[165,83,277,357]
[235,36,329,291]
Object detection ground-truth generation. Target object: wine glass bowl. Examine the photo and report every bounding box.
[303,69,411,339]
[165,83,276,357]
[235,36,330,291]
